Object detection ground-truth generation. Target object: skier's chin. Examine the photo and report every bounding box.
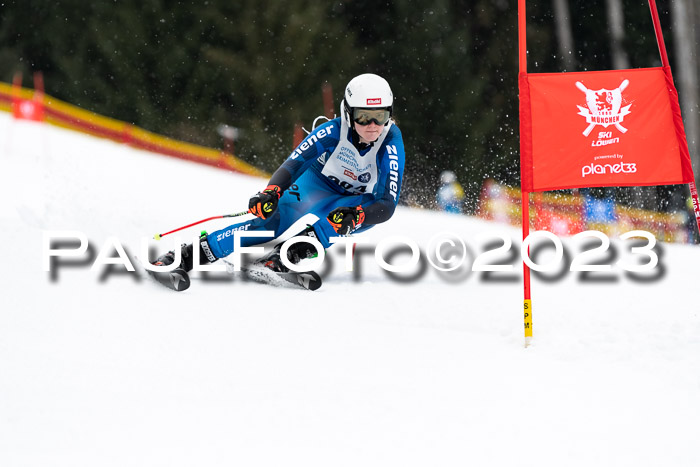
[362,132,380,143]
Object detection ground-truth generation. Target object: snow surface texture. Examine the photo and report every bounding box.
[1,112,699,466]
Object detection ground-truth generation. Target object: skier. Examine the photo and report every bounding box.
[436,170,465,214]
[153,73,405,283]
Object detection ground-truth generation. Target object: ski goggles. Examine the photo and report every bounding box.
[353,108,391,126]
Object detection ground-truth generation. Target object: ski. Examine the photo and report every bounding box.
[223,260,322,291]
[133,257,320,292]
[134,257,191,292]
[148,267,191,291]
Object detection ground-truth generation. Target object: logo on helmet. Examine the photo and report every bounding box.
[366,98,382,105]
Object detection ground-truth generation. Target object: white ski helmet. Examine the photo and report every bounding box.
[342,73,393,127]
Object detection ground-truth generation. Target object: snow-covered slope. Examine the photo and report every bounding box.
[1,113,699,466]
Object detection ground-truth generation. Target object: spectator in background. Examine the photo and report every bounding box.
[436,170,465,214]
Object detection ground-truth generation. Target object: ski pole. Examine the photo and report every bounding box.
[154,210,250,240]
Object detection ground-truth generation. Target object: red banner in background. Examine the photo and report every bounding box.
[520,67,694,192]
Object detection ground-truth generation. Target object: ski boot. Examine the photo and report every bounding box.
[152,243,194,270]
[152,231,217,272]
[255,226,320,273]
[148,232,218,292]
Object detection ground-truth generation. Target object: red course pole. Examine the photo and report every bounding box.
[519,0,533,346]
[647,0,700,239]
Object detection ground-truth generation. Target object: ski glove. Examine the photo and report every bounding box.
[249,185,282,219]
[327,206,365,235]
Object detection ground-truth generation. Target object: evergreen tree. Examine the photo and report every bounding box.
[0,0,692,212]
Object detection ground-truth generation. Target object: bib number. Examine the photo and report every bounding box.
[327,175,367,193]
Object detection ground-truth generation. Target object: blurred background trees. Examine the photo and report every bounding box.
[0,0,696,212]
